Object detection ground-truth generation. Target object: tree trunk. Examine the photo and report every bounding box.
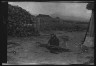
[88,11,94,37]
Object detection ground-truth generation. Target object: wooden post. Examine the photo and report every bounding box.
[88,11,94,37]
[82,11,94,48]
[86,3,94,37]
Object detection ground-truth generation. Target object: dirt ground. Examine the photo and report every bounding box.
[7,31,94,65]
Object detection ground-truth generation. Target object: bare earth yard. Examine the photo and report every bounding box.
[7,31,94,65]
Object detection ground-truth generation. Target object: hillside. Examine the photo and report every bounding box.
[8,4,39,37]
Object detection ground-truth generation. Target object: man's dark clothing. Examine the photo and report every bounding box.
[48,35,59,46]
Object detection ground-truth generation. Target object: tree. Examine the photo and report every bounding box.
[8,4,39,37]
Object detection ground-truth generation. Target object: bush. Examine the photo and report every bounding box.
[8,4,39,37]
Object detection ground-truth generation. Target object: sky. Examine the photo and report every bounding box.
[8,2,92,22]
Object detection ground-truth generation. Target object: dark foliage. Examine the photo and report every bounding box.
[8,4,39,37]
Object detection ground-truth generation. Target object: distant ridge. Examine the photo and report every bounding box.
[50,13,89,22]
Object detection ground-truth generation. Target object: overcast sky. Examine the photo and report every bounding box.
[8,2,92,22]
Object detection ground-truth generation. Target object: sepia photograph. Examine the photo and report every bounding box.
[7,1,94,65]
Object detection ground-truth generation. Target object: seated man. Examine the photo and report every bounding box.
[48,34,59,47]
